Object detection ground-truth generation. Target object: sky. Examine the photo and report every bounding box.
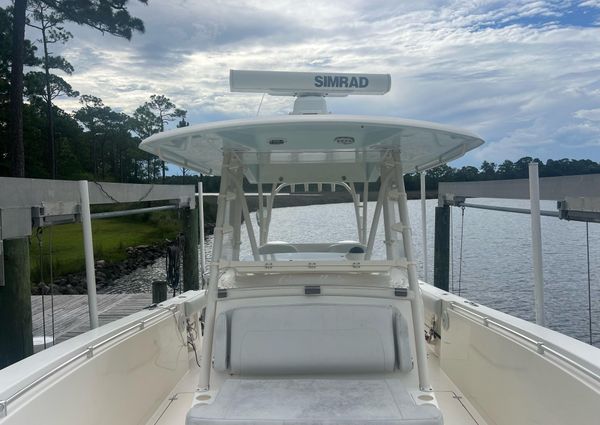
[12,0,600,169]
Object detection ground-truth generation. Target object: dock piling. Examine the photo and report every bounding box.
[182,206,199,291]
[433,205,450,291]
[152,280,168,303]
[0,238,33,368]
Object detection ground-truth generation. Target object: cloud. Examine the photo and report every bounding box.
[574,108,600,121]
[15,0,596,164]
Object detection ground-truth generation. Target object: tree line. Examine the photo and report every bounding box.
[1,3,191,182]
[194,157,600,195]
[403,157,600,191]
[0,1,187,183]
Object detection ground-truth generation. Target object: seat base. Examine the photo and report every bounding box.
[187,378,442,425]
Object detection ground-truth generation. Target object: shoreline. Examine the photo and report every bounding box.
[34,192,435,294]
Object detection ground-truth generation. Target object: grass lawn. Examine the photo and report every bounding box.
[30,211,181,282]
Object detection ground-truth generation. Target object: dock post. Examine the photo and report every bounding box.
[183,206,199,291]
[529,162,545,326]
[79,180,99,329]
[0,238,33,368]
[433,204,450,291]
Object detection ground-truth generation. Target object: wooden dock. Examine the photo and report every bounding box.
[31,293,153,347]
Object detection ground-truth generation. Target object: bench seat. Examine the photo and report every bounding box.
[213,304,413,375]
[187,378,442,425]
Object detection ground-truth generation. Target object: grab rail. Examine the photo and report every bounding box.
[0,306,177,418]
[449,302,600,383]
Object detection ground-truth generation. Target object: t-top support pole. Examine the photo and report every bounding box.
[342,182,363,244]
[198,181,206,284]
[392,151,431,391]
[362,181,369,244]
[420,172,428,282]
[529,162,545,326]
[257,183,265,246]
[79,180,99,329]
[199,152,233,389]
[365,173,392,259]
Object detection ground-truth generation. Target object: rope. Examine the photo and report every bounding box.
[92,181,155,203]
[586,222,593,345]
[450,208,454,293]
[166,234,184,297]
[256,93,265,116]
[180,234,185,295]
[457,206,465,296]
[36,228,47,349]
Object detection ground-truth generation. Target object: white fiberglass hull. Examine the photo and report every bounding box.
[0,284,598,425]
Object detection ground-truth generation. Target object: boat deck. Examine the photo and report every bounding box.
[146,352,490,425]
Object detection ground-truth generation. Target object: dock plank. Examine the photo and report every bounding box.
[31,293,154,347]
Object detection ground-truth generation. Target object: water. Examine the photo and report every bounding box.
[117,200,600,347]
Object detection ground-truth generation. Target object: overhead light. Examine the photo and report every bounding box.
[335,136,355,145]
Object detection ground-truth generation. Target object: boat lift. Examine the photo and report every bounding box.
[0,178,200,366]
[433,166,600,331]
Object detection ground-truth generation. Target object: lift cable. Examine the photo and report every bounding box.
[450,209,454,293]
[586,222,593,346]
[256,93,266,117]
[49,226,56,345]
[35,228,47,349]
[457,206,466,297]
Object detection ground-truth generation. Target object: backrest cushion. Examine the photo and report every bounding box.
[394,312,413,372]
[258,242,298,254]
[225,304,396,375]
[212,312,229,372]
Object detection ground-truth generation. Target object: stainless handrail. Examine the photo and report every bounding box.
[0,307,176,417]
[449,302,600,382]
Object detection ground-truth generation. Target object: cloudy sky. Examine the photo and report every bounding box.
[15,0,600,167]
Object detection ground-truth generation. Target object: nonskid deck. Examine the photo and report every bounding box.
[148,352,490,425]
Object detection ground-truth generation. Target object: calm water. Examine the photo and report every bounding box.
[116,199,600,347]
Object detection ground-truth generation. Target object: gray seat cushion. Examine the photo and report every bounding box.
[227,304,397,375]
[187,378,442,425]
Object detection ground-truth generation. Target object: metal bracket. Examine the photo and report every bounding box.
[558,198,600,223]
[0,207,32,240]
[443,196,466,207]
[31,201,80,227]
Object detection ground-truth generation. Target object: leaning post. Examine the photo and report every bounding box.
[182,202,199,291]
[433,202,450,291]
